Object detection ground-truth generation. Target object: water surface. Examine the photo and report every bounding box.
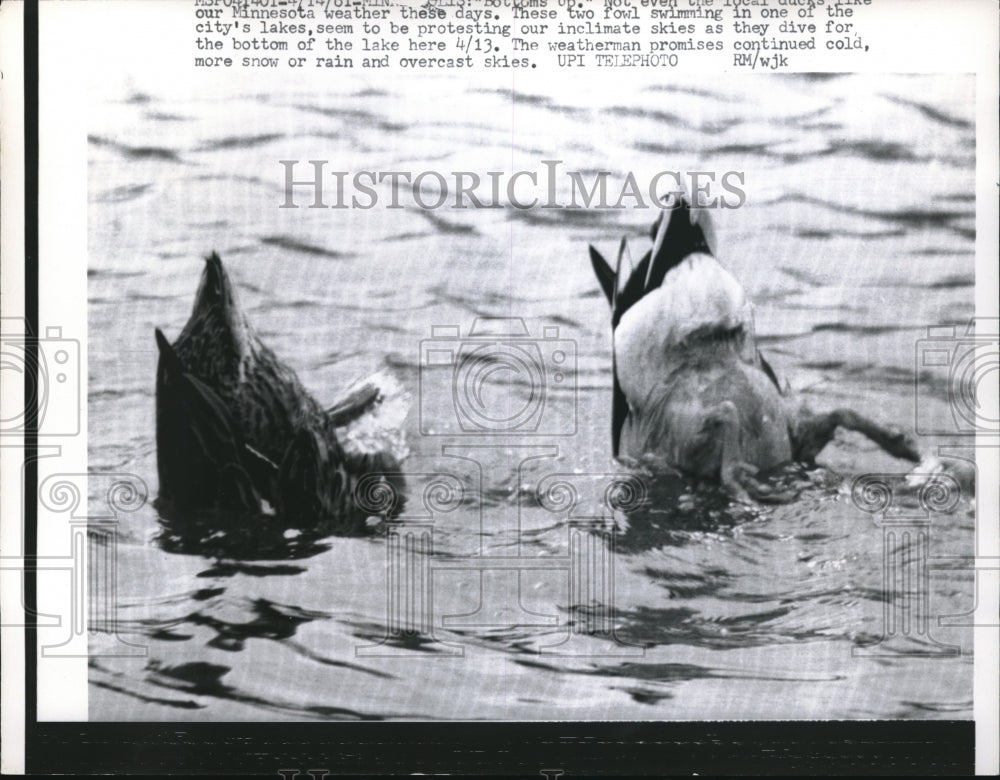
[88,72,975,721]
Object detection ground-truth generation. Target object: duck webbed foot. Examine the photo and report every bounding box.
[326,382,383,428]
[792,407,922,464]
[720,461,759,504]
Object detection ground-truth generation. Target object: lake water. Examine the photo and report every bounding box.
[87,71,976,721]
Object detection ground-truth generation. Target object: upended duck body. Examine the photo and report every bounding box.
[155,253,407,531]
[589,197,921,501]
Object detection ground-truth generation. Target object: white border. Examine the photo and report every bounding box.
[5,0,998,774]
[0,1,27,774]
[35,0,89,721]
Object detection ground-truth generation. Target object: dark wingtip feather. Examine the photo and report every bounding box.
[611,368,628,458]
[155,328,185,375]
[649,209,664,242]
[758,352,784,394]
[589,245,616,305]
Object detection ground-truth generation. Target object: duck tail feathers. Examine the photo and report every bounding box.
[644,195,717,294]
[202,250,226,290]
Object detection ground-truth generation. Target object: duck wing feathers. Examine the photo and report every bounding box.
[155,328,261,511]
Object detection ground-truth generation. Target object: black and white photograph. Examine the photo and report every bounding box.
[1,0,997,774]
[86,67,981,722]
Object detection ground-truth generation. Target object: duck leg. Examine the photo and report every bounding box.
[709,400,759,504]
[791,408,921,464]
[326,382,382,428]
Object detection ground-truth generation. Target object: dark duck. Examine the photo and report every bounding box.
[155,252,408,531]
[589,196,923,502]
